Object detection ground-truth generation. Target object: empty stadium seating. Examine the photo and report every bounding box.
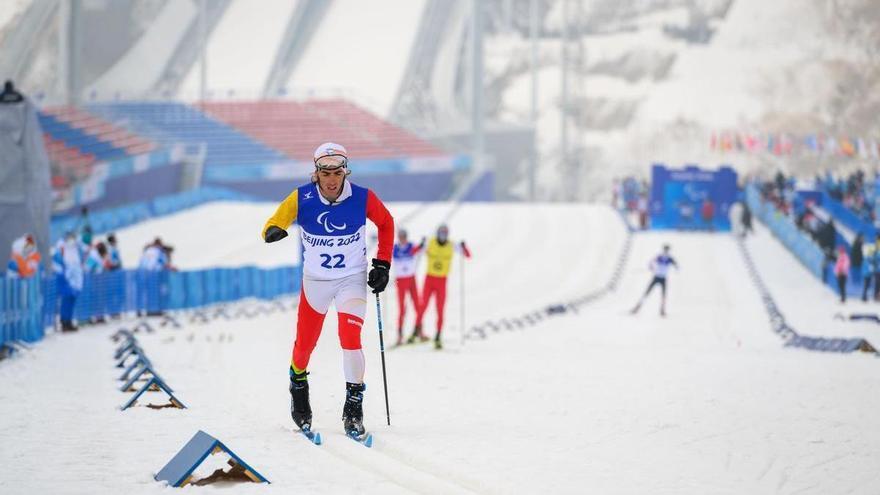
[87,102,285,166]
[200,99,444,161]
[39,106,157,178]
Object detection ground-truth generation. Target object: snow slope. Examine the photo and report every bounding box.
[286,0,426,116]
[177,0,299,98]
[1,202,879,494]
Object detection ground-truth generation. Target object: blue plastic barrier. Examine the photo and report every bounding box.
[1,264,301,351]
[746,185,824,279]
[0,277,43,350]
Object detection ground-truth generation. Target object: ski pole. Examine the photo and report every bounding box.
[374,293,391,426]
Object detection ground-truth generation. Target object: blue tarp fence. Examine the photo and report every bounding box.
[2,265,301,351]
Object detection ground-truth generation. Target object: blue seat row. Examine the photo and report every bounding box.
[87,102,284,166]
[37,112,129,161]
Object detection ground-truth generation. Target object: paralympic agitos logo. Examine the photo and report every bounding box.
[317,211,347,233]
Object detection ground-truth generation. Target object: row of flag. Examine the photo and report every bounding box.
[710,132,880,159]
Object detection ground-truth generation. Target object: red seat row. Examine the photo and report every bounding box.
[200,99,445,161]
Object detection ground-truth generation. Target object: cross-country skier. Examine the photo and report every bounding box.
[408,224,470,349]
[262,142,394,439]
[392,229,423,346]
[631,244,679,317]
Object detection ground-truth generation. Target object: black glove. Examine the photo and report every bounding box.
[367,258,391,294]
[419,237,426,249]
[264,226,288,243]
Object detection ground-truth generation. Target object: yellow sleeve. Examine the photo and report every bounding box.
[262,190,298,239]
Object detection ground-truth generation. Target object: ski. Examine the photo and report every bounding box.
[346,431,373,448]
[298,427,322,445]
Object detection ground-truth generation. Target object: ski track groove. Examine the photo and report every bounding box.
[316,431,481,495]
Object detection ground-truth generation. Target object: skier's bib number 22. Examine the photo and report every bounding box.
[320,254,346,269]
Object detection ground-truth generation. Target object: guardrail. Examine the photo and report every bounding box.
[745,185,824,279]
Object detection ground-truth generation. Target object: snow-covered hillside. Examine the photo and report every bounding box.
[1,201,878,494]
[286,0,426,116]
[177,0,299,98]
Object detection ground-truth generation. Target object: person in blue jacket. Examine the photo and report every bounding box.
[53,232,84,332]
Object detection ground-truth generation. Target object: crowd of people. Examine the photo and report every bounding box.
[5,207,177,331]
[818,169,880,227]
[756,171,880,304]
[612,177,650,229]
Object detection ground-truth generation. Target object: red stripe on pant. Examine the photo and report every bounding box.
[415,274,447,335]
[291,289,364,371]
[395,275,419,333]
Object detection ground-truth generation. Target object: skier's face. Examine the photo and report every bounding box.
[316,168,346,200]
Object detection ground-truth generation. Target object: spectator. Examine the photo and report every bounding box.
[818,220,837,281]
[53,232,84,332]
[139,238,168,271]
[77,206,92,244]
[104,234,124,319]
[834,245,850,303]
[7,234,40,279]
[862,240,877,302]
[874,237,880,302]
[105,233,122,271]
[138,238,169,316]
[701,198,715,231]
[679,201,694,230]
[161,244,177,271]
[834,244,850,303]
[84,242,109,324]
[637,193,648,230]
[851,232,864,286]
[84,242,108,274]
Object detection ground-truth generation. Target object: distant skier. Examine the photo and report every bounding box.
[263,142,394,439]
[392,228,423,346]
[740,202,753,237]
[408,224,471,349]
[631,244,679,317]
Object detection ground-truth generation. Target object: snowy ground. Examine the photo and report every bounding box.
[1,202,879,494]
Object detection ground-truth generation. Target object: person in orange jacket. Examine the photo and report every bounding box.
[7,234,40,279]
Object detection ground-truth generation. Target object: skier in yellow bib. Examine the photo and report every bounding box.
[409,224,470,349]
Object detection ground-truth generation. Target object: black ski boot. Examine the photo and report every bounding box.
[342,382,366,436]
[289,368,312,430]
